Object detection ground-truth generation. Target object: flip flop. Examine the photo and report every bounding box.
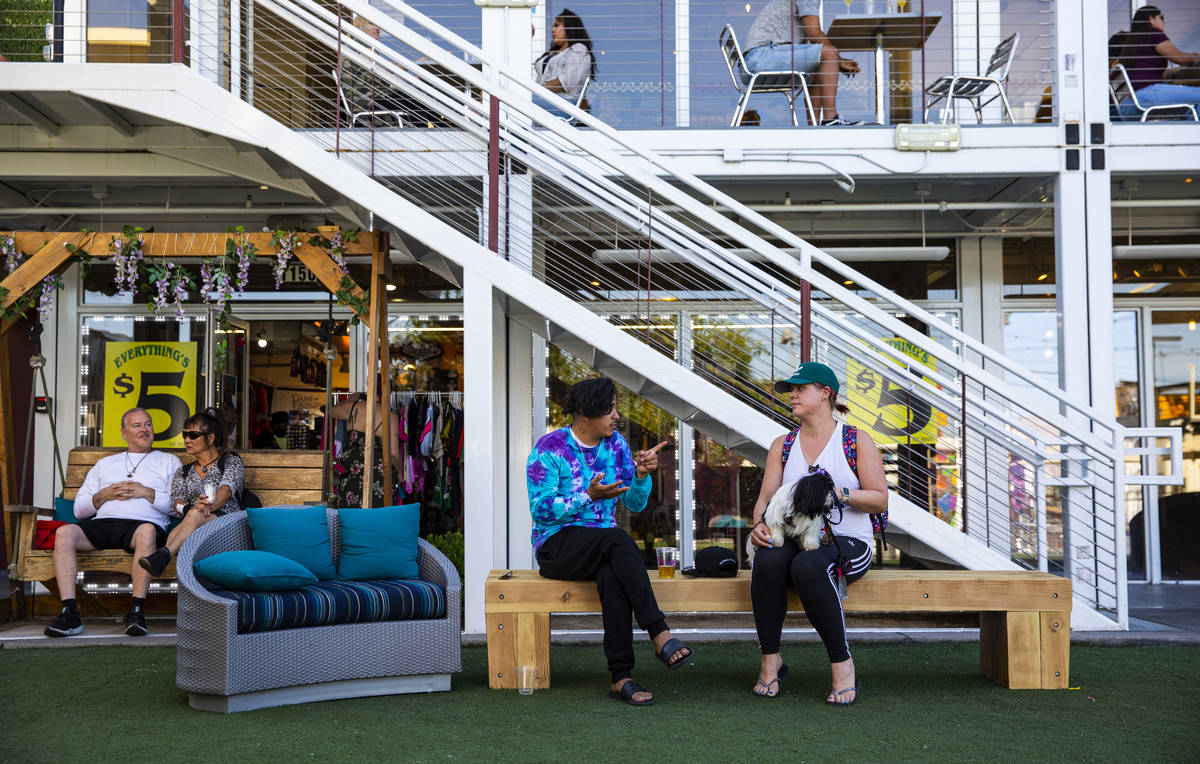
[826,679,860,706]
[655,637,693,670]
[752,664,789,698]
[609,679,655,706]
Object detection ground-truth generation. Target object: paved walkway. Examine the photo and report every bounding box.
[3,583,1198,649]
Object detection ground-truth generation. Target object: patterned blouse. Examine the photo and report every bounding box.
[168,453,245,517]
[526,427,651,553]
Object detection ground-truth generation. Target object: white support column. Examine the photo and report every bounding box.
[675,0,690,128]
[506,323,534,569]
[64,0,85,63]
[676,310,694,570]
[189,0,221,84]
[463,267,507,634]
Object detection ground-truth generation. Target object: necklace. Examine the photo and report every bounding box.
[197,455,220,475]
[569,427,601,466]
[125,451,151,478]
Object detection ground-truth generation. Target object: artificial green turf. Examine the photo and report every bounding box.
[2,642,1198,762]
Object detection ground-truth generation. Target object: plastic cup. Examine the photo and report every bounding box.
[202,484,217,503]
[655,546,678,578]
[518,665,537,695]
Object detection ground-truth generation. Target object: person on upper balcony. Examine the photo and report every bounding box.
[743,0,861,126]
[533,9,595,112]
[1114,5,1200,120]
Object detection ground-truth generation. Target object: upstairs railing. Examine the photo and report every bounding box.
[3,1,1180,625]
[3,0,1059,126]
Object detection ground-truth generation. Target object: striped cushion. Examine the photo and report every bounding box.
[213,579,447,634]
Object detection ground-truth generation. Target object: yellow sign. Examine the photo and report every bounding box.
[103,342,198,448]
[846,337,946,446]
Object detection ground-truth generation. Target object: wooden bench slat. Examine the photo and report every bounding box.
[484,570,1069,614]
[484,568,1071,691]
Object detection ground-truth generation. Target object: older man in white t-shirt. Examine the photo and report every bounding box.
[44,407,182,638]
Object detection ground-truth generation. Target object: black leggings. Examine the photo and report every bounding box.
[536,526,669,683]
[750,536,872,663]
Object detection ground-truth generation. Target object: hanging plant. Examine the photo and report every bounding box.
[2,234,22,274]
[267,228,301,289]
[335,274,370,325]
[63,229,94,280]
[199,260,234,319]
[110,225,145,295]
[309,228,358,274]
[224,225,257,294]
[36,274,63,322]
[1,273,64,324]
[146,260,194,318]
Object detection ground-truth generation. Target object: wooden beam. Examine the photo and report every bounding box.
[0,230,374,331]
[3,231,380,258]
[362,250,382,509]
[376,232,392,506]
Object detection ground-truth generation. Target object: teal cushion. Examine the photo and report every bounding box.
[54,497,76,523]
[246,505,336,581]
[337,503,421,581]
[194,550,318,592]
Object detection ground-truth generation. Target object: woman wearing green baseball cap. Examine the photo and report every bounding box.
[747,361,889,705]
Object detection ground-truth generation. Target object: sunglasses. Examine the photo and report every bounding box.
[181,430,208,440]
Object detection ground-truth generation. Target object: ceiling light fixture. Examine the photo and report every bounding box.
[1113,244,1200,259]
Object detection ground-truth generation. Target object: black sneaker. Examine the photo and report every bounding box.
[124,608,148,637]
[138,548,170,578]
[44,608,83,637]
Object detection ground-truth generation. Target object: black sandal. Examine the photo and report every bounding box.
[609,679,655,706]
[752,664,789,698]
[655,637,693,670]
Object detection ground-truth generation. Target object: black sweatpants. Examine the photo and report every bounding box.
[750,536,873,663]
[536,526,669,682]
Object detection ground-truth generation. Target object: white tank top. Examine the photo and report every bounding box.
[780,422,874,543]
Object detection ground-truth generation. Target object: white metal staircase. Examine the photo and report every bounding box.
[1,0,1182,629]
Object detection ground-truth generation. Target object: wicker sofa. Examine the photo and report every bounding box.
[176,509,462,713]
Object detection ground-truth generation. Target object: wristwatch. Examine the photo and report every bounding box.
[840,486,851,502]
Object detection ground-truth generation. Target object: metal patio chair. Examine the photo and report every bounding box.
[331,68,406,128]
[719,24,817,127]
[924,32,1019,124]
[1109,63,1198,122]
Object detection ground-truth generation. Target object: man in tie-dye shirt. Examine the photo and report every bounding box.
[527,377,693,706]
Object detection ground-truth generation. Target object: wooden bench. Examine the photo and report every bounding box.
[5,447,326,586]
[485,569,1070,691]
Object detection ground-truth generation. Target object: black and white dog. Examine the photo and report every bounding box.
[747,468,839,566]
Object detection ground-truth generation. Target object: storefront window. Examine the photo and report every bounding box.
[78,314,208,447]
[388,314,464,392]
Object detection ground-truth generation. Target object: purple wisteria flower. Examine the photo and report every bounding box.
[1,235,22,274]
[36,275,57,322]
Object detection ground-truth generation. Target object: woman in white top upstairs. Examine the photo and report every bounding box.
[747,361,888,705]
[533,8,596,110]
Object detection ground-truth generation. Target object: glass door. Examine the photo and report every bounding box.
[213,319,249,449]
[1148,310,1200,581]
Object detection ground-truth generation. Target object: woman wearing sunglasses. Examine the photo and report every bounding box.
[138,410,244,577]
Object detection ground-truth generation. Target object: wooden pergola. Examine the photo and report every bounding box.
[0,229,398,564]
